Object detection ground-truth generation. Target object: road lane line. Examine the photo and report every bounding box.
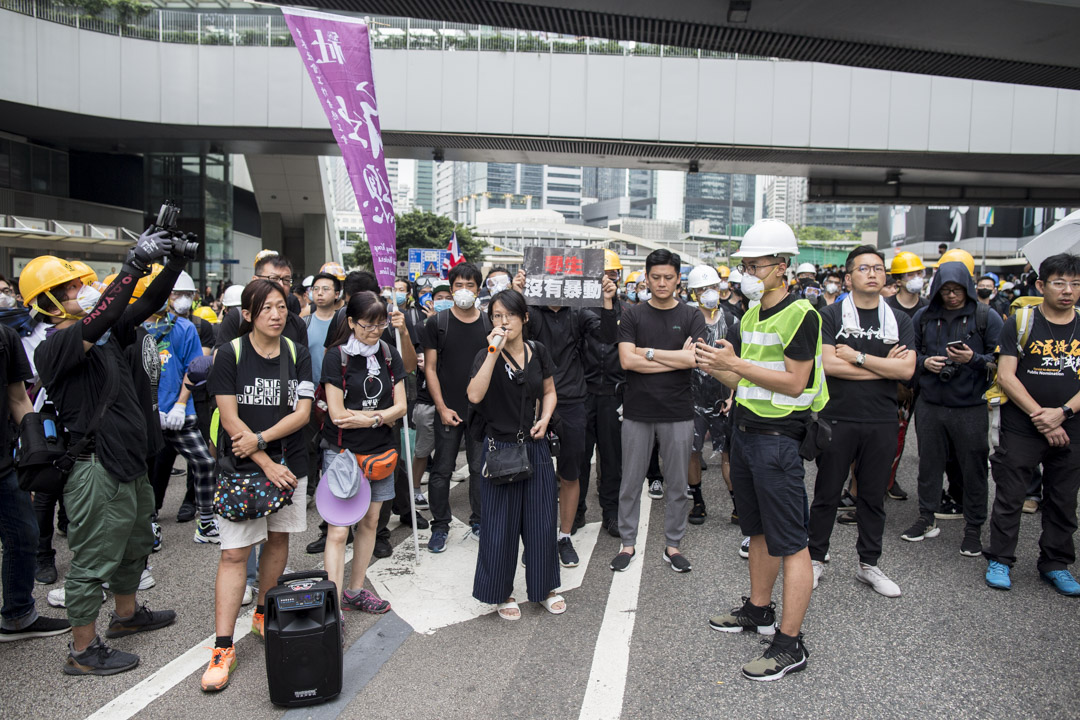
[578,489,652,720]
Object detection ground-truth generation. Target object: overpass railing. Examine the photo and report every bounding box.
[0,0,772,59]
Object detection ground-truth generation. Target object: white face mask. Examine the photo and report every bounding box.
[824,283,840,295]
[171,296,193,315]
[638,289,652,302]
[905,276,925,294]
[718,281,729,291]
[740,274,765,302]
[0,293,16,310]
[453,288,476,309]
[700,289,720,309]
[75,284,102,314]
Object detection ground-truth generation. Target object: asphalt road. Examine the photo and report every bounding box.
[3,432,1079,720]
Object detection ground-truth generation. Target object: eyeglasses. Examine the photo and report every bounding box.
[939,287,966,296]
[737,262,781,276]
[312,285,336,294]
[854,264,886,275]
[491,313,518,323]
[356,321,389,332]
[256,274,293,285]
[1047,280,1080,291]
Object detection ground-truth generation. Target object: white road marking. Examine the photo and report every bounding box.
[578,489,652,720]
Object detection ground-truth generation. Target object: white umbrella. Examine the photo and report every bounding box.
[1022,209,1080,270]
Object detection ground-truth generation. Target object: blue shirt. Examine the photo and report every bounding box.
[307,313,333,385]
[147,314,202,415]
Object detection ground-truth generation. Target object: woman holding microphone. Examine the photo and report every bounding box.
[467,289,563,620]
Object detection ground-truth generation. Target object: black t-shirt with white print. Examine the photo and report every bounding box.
[321,343,405,454]
[819,301,915,423]
[999,309,1080,439]
[208,335,314,476]
[469,341,554,442]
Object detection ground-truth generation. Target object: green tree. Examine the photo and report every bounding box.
[346,210,485,271]
[793,225,840,244]
[854,215,879,234]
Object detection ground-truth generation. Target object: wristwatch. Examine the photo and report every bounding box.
[855,352,866,367]
[645,348,655,362]
[1062,405,1075,421]
[371,414,383,428]
[256,432,267,450]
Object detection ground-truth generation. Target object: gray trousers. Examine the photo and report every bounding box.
[618,418,693,548]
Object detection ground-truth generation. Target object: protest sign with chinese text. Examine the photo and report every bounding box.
[522,247,604,308]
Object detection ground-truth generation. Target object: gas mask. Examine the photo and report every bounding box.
[75,284,102,314]
[638,289,652,302]
[699,289,720,309]
[740,274,766,302]
[824,283,840,295]
[453,289,476,310]
[171,296,193,315]
[905,276,925,294]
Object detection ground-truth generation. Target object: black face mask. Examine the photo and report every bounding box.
[977,288,993,299]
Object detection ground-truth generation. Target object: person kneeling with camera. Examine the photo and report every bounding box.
[902,261,1003,556]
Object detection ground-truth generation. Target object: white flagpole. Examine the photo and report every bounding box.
[391,292,421,567]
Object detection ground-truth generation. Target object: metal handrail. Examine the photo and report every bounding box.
[0,0,773,59]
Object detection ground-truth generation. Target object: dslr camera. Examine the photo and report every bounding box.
[939,359,959,382]
[153,201,200,259]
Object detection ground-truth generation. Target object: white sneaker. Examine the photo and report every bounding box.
[856,563,902,597]
[812,560,825,589]
[242,585,255,606]
[139,567,156,591]
[648,480,664,499]
[47,587,107,609]
[739,536,750,559]
[414,492,429,510]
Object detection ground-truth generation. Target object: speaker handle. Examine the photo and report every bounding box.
[277,570,329,585]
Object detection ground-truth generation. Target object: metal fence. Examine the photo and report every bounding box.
[0,0,771,59]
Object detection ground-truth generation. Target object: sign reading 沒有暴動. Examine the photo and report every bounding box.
[522,247,604,308]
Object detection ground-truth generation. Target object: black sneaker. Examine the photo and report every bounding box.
[935,499,963,521]
[663,550,692,573]
[836,510,857,526]
[610,550,635,572]
[901,516,940,542]
[709,596,776,635]
[742,633,810,681]
[571,514,586,535]
[960,526,983,557]
[176,502,197,523]
[64,636,140,676]
[558,537,580,568]
[838,490,856,511]
[601,516,621,538]
[730,510,739,525]
[35,560,58,585]
[887,482,908,501]
[306,533,327,554]
[398,512,429,530]
[0,615,71,642]
[105,604,177,639]
[373,538,393,559]
[689,501,707,525]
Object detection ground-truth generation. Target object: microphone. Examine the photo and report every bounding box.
[488,332,505,354]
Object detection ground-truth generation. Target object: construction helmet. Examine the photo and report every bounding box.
[728,269,743,285]
[889,251,926,275]
[192,305,219,324]
[320,262,346,281]
[222,284,244,308]
[687,265,721,289]
[938,248,975,276]
[732,219,799,258]
[603,249,623,271]
[173,270,197,294]
[103,273,118,286]
[795,262,817,276]
[20,256,85,312]
[716,265,730,278]
[625,270,642,284]
[130,264,163,303]
[68,260,98,285]
[254,249,280,266]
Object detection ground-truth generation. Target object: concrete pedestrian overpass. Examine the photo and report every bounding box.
[2,4,1080,205]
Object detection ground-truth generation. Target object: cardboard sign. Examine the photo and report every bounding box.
[522,247,604,307]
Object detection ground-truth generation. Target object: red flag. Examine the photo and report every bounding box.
[442,231,465,273]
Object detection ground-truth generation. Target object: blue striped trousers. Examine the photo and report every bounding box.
[473,438,560,604]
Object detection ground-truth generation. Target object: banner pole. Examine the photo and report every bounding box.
[392,294,421,567]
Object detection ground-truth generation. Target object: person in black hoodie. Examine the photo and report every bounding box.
[901,261,1003,556]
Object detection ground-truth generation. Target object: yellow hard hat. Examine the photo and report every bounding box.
[320,261,346,281]
[625,270,642,284]
[939,248,975,276]
[192,305,219,323]
[254,249,280,266]
[130,264,164,303]
[603,249,623,271]
[103,273,118,286]
[19,256,85,310]
[716,265,730,278]
[889,251,926,275]
[68,260,98,285]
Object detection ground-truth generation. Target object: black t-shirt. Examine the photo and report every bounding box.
[413,321,433,405]
[999,310,1080,439]
[469,341,554,441]
[886,293,928,320]
[129,326,164,457]
[0,325,32,474]
[730,295,820,439]
[191,315,216,349]
[692,309,735,415]
[320,343,405,454]
[819,302,915,423]
[719,295,745,319]
[208,335,313,476]
[618,301,708,422]
[215,308,308,351]
[423,310,490,417]
[36,322,149,481]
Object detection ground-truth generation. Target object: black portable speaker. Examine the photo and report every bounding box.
[264,570,343,707]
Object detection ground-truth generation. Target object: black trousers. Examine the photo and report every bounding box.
[987,429,1080,572]
[810,420,897,565]
[33,490,67,563]
[914,399,989,527]
[576,392,622,523]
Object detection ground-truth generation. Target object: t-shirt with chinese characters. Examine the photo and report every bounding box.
[819,301,915,423]
[208,335,314,476]
[320,343,405,455]
[618,301,708,423]
[999,309,1080,439]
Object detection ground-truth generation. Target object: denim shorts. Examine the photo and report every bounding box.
[729,428,809,557]
[322,448,395,503]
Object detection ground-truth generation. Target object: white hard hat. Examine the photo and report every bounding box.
[302,275,314,288]
[222,284,244,308]
[173,271,196,293]
[728,269,743,284]
[687,265,721,289]
[732,219,799,258]
[796,262,817,276]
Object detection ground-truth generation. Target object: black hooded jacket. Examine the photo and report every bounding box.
[912,261,1003,408]
[582,298,625,395]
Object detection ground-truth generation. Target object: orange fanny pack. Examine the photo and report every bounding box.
[356,448,398,481]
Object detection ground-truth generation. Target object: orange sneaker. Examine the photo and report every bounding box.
[200,646,236,692]
[251,611,264,638]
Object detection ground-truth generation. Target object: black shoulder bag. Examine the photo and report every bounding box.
[481,345,533,486]
[16,359,119,494]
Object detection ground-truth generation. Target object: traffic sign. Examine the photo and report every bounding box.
[407,248,450,282]
[978,207,995,227]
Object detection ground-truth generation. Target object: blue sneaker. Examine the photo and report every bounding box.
[470,523,481,541]
[985,560,1011,590]
[1040,569,1080,596]
[427,530,448,554]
